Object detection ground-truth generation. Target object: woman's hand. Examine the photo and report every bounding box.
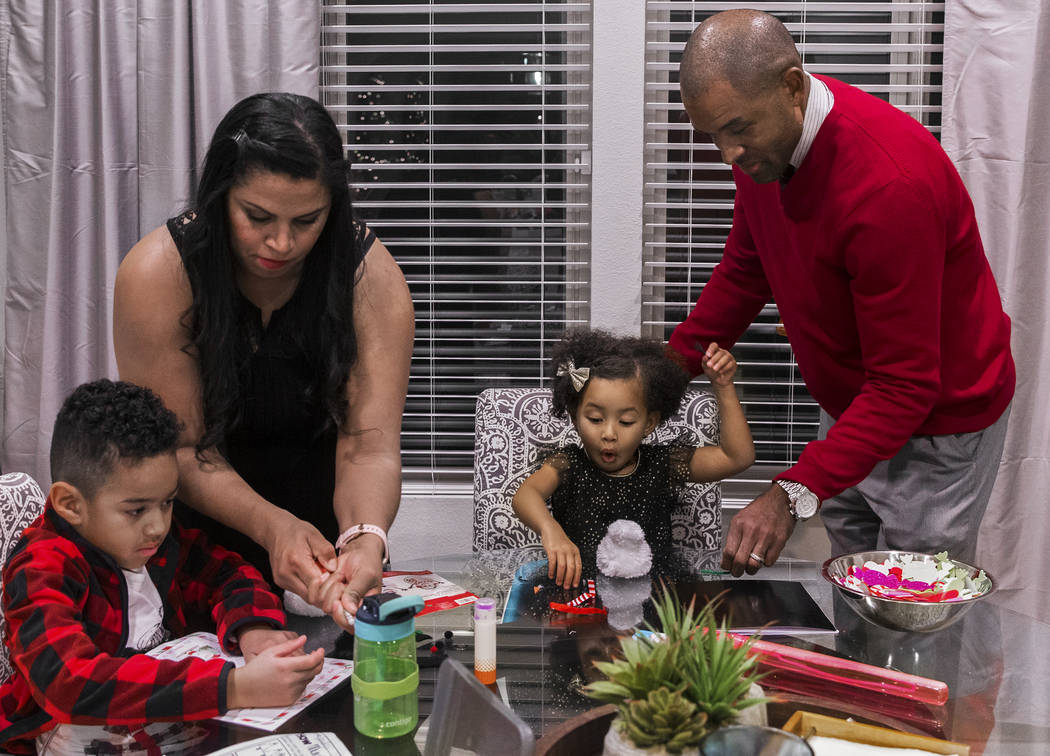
[265,510,338,600]
[541,523,582,589]
[310,534,386,630]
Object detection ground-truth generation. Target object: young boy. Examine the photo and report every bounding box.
[0,380,324,754]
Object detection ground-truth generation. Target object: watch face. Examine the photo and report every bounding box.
[795,492,819,519]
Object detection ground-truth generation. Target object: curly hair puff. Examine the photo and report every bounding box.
[549,329,691,421]
[50,380,182,499]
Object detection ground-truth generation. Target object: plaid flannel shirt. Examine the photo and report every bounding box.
[0,503,285,753]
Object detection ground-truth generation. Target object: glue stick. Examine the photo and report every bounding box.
[473,597,497,684]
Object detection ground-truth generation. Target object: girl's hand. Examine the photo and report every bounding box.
[702,342,737,388]
[541,524,582,589]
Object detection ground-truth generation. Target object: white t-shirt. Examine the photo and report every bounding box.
[122,566,168,651]
[36,567,174,755]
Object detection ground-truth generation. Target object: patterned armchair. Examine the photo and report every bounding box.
[0,472,47,682]
[472,387,722,555]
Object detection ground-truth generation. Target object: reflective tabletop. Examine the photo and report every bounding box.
[399,549,1050,756]
[132,549,1050,755]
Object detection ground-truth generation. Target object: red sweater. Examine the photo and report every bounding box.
[668,75,1015,500]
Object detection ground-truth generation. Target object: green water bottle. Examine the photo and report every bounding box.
[352,593,425,738]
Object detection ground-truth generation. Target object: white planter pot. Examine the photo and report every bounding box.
[736,682,769,727]
[602,722,700,756]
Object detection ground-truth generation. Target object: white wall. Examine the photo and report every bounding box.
[389,494,475,559]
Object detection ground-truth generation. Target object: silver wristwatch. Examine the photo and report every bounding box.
[775,480,819,521]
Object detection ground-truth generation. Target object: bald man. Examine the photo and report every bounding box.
[667,11,1014,577]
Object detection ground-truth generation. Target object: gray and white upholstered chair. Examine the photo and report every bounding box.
[0,472,47,682]
[472,387,722,555]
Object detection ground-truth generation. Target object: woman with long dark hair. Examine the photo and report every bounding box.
[114,93,413,629]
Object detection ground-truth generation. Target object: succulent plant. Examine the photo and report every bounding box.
[584,584,768,750]
[652,586,766,731]
[616,686,708,753]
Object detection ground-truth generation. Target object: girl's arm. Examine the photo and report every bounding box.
[313,236,414,627]
[114,228,336,600]
[512,463,582,589]
[688,343,756,483]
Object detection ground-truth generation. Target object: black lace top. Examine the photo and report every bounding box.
[546,444,695,577]
[166,212,375,583]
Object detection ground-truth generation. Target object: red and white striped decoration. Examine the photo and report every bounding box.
[567,579,597,607]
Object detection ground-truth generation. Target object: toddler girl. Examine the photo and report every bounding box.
[512,330,754,587]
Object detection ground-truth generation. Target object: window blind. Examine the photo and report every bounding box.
[642,1,945,499]
[321,2,593,485]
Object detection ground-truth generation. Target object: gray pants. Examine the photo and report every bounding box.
[818,404,1011,564]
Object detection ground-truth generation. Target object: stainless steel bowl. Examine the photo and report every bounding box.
[700,725,814,756]
[821,550,995,633]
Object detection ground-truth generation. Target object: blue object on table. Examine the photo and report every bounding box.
[501,558,548,623]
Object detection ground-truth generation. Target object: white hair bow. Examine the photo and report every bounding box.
[556,360,591,392]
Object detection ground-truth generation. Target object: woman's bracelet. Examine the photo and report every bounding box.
[335,523,389,562]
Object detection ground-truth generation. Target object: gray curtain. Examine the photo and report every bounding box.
[0,1,319,481]
[943,1,1050,623]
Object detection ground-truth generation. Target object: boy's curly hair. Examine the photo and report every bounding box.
[549,329,691,420]
[50,380,182,499]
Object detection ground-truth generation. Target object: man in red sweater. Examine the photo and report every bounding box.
[669,10,1014,577]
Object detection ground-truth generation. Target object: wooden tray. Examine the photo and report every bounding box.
[782,711,970,755]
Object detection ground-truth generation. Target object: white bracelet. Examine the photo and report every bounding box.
[335,524,389,562]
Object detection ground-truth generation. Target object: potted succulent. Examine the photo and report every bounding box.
[583,586,768,756]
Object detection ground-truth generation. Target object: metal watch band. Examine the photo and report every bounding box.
[775,479,817,520]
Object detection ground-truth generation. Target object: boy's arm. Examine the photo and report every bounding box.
[3,538,234,725]
[172,522,285,653]
[688,382,756,483]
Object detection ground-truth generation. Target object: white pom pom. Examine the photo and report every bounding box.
[596,519,652,578]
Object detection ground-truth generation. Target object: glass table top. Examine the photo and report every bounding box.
[95,548,1050,755]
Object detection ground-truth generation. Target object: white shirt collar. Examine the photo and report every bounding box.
[789,72,834,170]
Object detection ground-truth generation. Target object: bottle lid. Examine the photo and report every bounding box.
[356,592,425,626]
[473,597,497,621]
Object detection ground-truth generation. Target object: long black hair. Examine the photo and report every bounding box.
[179,92,362,455]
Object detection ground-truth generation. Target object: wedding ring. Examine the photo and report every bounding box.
[748,552,766,565]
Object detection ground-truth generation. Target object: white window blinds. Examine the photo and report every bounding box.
[321,2,593,484]
[642,1,945,497]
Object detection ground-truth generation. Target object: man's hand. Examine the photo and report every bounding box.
[265,511,338,599]
[236,625,301,663]
[721,484,796,577]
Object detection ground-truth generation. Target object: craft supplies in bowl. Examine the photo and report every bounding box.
[821,550,994,633]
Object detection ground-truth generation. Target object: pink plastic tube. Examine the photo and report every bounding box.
[727,632,950,707]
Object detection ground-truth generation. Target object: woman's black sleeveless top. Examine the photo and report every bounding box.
[167,213,374,585]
